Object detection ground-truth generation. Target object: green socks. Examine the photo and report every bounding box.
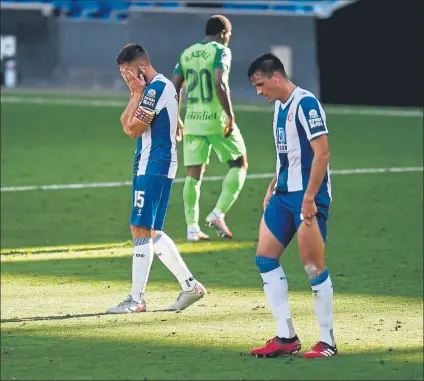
[215,167,247,214]
[184,167,246,228]
[183,176,202,228]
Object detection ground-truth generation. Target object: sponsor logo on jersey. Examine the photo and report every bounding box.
[185,110,218,121]
[308,109,324,129]
[142,96,155,109]
[147,89,156,98]
[277,127,287,153]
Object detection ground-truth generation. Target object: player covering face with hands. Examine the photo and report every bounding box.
[106,43,206,314]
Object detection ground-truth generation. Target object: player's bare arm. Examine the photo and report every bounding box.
[214,68,235,138]
[302,135,331,225]
[172,73,185,141]
[120,68,149,139]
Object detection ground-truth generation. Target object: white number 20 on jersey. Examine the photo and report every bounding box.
[134,191,145,208]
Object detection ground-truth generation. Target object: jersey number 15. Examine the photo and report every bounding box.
[134,191,145,208]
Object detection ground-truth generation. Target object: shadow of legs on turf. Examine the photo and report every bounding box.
[0,312,109,323]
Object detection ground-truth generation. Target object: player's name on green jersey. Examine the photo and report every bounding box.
[184,50,212,62]
[185,110,218,121]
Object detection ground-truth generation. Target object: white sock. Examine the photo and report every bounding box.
[153,232,196,292]
[311,276,335,346]
[187,224,200,233]
[212,208,224,219]
[130,237,153,301]
[260,266,296,339]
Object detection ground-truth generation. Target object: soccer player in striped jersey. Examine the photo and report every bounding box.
[106,44,206,314]
[247,53,337,359]
[173,15,248,242]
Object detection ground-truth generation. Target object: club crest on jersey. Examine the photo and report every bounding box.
[309,109,318,118]
[308,109,324,129]
[277,127,287,153]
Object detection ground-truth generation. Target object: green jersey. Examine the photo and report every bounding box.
[174,41,231,135]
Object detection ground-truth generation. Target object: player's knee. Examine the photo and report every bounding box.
[304,263,319,280]
[151,230,162,239]
[255,255,280,273]
[130,225,151,238]
[187,165,204,180]
[228,155,248,170]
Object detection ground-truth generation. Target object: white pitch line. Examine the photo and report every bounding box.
[1,95,423,117]
[1,167,422,193]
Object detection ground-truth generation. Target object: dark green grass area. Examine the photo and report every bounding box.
[1,101,422,187]
[1,99,423,249]
[1,331,422,381]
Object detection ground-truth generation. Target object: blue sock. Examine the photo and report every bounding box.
[255,255,280,273]
[309,268,329,286]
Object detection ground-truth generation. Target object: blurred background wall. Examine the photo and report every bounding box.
[1,0,423,106]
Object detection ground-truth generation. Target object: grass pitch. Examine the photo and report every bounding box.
[1,91,423,380]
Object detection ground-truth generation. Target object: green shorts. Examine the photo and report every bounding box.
[183,127,247,166]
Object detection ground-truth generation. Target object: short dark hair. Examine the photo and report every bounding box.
[116,43,150,65]
[247,53,287,79]
[205,15,232,36]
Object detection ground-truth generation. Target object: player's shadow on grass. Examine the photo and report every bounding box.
[0,309,182,324]
[0,312,109,323]
[1,328,423,380]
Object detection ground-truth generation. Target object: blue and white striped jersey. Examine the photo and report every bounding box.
[133,73,178,179]
[272,87,331,198]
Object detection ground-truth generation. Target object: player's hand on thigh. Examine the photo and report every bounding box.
[224,118,235,138]
[176,117,184,142]
[263,187,273,210]
[301,195,317,226]
[257,216,285,258]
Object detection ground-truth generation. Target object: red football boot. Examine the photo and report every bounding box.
[302,341,338,359]
[251,336,301,358]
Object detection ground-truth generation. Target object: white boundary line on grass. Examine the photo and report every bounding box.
[1,95,423,117]
[1,167,422,193]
